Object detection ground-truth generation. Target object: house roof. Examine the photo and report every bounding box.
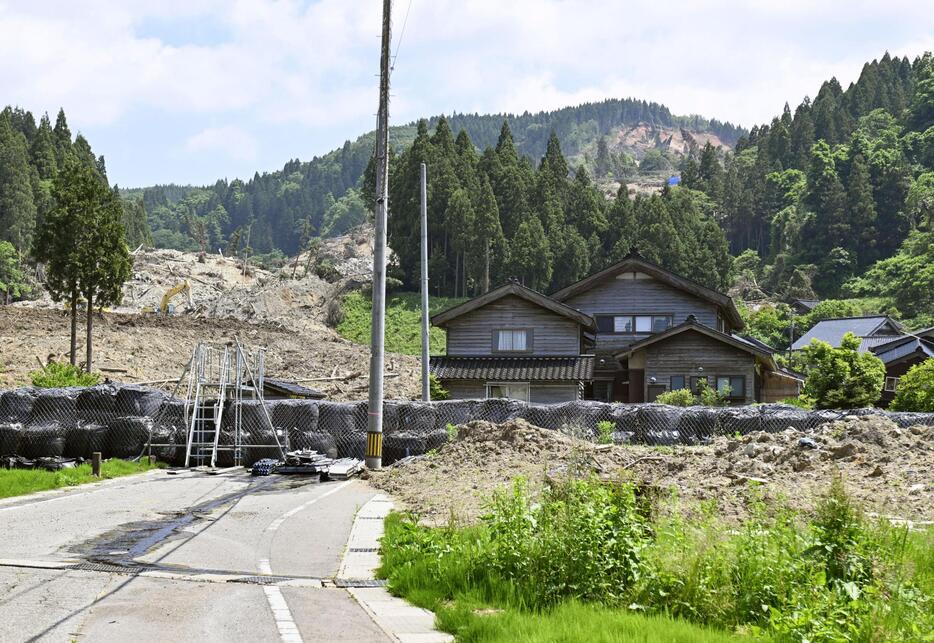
[617,316,775,368]
[791,316,903,351]
[430,355,595,382]
[870,334,934,365]
[549,253,744,330]
[431,281,596,330]
[262,378,325,399]
[792,298,821,311]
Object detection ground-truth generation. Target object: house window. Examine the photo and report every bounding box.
[496,329,528,352]
[595,315,673,334]
[614,316,634,333]
[716,375,745,399]
[884,376,899,392]
[593,380,613,402]
[670,375,686,390]
[486,382,530,402]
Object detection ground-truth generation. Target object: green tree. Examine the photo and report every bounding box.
[444,188,475,297]
[800,333,886,409]
[510,217,552,291]
[30,113,58,180]
[0,240,29,303]
[846,153,877,267]
[889,359,934,412]
[0,113,38,251]
[471,177,504,293]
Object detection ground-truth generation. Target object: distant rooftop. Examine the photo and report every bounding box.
[791,316,902,351]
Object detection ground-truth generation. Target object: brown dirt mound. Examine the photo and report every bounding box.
[369,416,934,525]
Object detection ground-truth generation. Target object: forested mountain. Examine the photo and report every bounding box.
[679,51,934,326]
[127,98,743,258]
[0,106,150,262]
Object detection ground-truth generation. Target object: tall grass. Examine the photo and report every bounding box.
[0,459,162,499]
[336,291,465,355]
[379,476,934,642]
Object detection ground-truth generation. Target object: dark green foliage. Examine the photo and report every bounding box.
[0,240,30,302]
[30,361,100,387]
[889,359,934,412]
[800,332,886,409]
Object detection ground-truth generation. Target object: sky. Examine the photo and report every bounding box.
[1,0,932,188]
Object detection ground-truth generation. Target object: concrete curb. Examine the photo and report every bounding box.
[339,494,452,643]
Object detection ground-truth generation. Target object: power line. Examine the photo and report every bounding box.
[390,0,413,72]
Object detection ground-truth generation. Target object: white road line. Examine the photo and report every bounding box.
[258,480,353,643]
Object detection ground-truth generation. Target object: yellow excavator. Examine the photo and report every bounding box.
[142,281,193,315]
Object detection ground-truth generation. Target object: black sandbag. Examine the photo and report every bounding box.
[611,404,640,434]
[883,411,934,428]
[269,400,298,430]
[336,432,366,459]
[399,403,438,435]
[19,422,66,458]
[431,400,476,427]
[678,406,719,439]
[244,424,283,463]
[318,401,365,439]
[382,402,401,434]
[560,400,612,437]
[612,430,634,444]
[105,417,152,459]
[114,386,164,417]
[384,432,427,464]
[289,430,337,458]
[471,398,522,424]
[64,424,90,459]
[718,406,762,436]
[758,404,812,432]
[29,393,77,427]
[0,391,34,423]
[519,403,566,430]
[76,386,116,415]
[0,423,22,455]
[637,404,684,442]
[425,429,448,452]
[223,400,274,433]
[294,402,320,431]
[151,400,187,465]
[645,430,682,446]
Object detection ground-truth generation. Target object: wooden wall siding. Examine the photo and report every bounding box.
[530,385,579,403]
[445,295,582,356]
[441,379,579,402]
[760,371,801,403]
[562,275,720,352]
[443,380,486,399]
[640,331,757,403]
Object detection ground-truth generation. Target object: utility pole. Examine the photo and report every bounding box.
[366,0,392,470]
[420,162,430,401]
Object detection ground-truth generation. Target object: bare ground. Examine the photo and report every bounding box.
[369,415,934,525]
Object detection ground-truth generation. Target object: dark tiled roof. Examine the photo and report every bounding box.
[430,355,594,381]
[262,378,325,399]
[872,338,934,364]
[791,316,902,351]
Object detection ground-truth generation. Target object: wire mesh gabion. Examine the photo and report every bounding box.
[2,383,934,464]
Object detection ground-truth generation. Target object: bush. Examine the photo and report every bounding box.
[596,420,614,444]
[801,333,886,409]
[30,362,100,388]
[430,374,449,401]
[655,389,695,407]
[890,359,934,412]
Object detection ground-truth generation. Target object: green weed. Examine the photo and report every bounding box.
[0,459,163,499]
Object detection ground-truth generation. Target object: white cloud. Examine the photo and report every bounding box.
[185,125,258,162]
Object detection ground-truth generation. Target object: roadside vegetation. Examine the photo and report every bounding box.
[337,290,464,355]
[0,459,162,499]
[29,361,100,387]
[379,476,934,642]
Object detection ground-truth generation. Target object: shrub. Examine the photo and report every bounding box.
[696,380,730,407]
[890,359,934,412]
[30,362,100,388]
[780,396,813,409]
[430,374,449,401]
[801,333,886,409]
[656,388,695,407]
[596,420,614,444]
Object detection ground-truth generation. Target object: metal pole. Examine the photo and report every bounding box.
[366,0,392,470]
[420,162,430,402]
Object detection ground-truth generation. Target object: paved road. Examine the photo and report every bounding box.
[0,469,391,642]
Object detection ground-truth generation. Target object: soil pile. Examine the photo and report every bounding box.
[370,415,934,525]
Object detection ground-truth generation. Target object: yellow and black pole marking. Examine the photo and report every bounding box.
[366,431,383,462]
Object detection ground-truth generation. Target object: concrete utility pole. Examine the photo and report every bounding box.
[420,162,430,401]
[366,0,392,470]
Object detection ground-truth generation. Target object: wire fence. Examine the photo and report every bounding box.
[3,384,934,467]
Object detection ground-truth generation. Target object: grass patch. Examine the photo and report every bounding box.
[0,459,163,499]
[337,290,465,355]
[378,477,934,642]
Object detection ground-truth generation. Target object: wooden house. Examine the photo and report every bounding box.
[431,253,801,404]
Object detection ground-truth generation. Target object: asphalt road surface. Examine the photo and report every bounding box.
[0,469,390,642]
